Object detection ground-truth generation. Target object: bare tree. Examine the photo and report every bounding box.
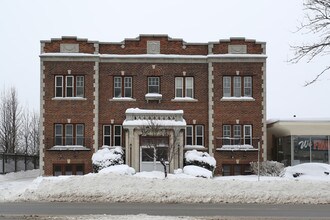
[29,111,40,155]
[290,0,330,86]
[140,119,182,178]
[0,87,21,153]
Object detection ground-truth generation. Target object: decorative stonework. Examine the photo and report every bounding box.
[228,45,247,54]
[147,41,160,54]
[60,44,79,53]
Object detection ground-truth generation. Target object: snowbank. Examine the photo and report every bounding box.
[1,163,330,204]
[183,165,213,179]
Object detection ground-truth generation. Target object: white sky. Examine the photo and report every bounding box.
[1,0,329,119]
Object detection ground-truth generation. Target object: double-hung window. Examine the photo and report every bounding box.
[222,76,253,98]
[175,77,194,98]
[195,125,204,146]
[54,75,84,98]
[223,77,231,97]
[185,126,193,145]
[233,125,241,145]
[54,123,85,146]
[148,77,160,94]
[233,77,241,97]
[102,125,122,146]
[114,76,132,98]
[66,76,74,97]
[223,125,231,145]
[243,125,252,145]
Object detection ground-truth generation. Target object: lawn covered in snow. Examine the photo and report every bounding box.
[0,163,330,204]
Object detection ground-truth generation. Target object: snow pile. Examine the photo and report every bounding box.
[99,164,135,175]
[250,161,284,176]
[2,163,330,204]
[183,165,213,179]
[92,147,124,172]
[185,150,216,172]
[282,163,330,180]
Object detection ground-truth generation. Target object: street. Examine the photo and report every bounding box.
[0,202,330,219]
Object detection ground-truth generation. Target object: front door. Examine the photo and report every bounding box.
[140,136,169,172]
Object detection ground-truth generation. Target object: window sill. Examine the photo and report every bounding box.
[145,93,162,103]
[221,97,255,102]
[171,97,198,102]
[109,97,136,102]
[52,97,87,101]
[48,145,90,151]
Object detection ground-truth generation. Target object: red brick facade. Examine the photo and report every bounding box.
[40,35,266,176]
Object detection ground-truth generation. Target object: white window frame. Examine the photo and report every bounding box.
[175,77,183,98]
[55,124,63,145]
[65,124,73,145]
[223,76,231,97]
[185,125,193,145]
[223,125,231,145]
[55,76,63,97]
[233,125,241,145]
[148,77,160,94]
[124,77,132,98]
[233,77,241,97]
[66,76,74,97]
[103,125,111,146]
[114,125,122,146]
[76,76,84,98]
[243,125,252,145]
[195,125,204,146]
[76,124,84,146]
[244,76,252,97]
[185,77,194,98]
[114,77,122,98]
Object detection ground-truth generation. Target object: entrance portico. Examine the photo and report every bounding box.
[123,108,186,172]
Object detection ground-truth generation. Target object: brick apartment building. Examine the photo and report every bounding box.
[39,35,267,176]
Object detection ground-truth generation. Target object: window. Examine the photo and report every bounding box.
[185,125,204,146]
[244,125,252,145]
[54,75,84,98]
[233,125,241,145]
[53,164,84,176]
[222,124,253,146]
[148,77,160,93]
[196,125,204,146]
[54,123,84,146]
[244,77,252,97]
[223,77,231,97]
[103,125,111,146]
[55,76,63,97]
[76,76,84,97]
[55,124,63,145]
[233,77,241,97]
[222,76,253,98]
[175,77,194,98]
[114,125,122,146]
[223,125,231,145]
[186,126,193,145]
[114,77,132,98]
[102,125,122,146]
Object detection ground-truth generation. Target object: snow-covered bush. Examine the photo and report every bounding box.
[184,150,216,172]
[250,161,284,176]
[183,165,213,179]
[92,147,124,173]
[98,164,135,175]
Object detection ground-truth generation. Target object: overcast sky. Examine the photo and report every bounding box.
[1,0,329,119]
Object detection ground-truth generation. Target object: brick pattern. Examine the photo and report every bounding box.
[41,35,266,176]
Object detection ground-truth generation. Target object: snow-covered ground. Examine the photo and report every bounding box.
[1,163,330,204]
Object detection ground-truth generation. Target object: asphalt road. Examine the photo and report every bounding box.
[0,202,329,219]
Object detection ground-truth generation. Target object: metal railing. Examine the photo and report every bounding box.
[45,137,93,149]
[215,137,260,150]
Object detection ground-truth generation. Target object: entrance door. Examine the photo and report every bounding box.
[140,136,169,172]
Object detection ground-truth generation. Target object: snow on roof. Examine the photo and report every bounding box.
[267,118,330,124]
[125,108,183,114]
[184,145,207,150]
[123,119,186,127]
[48,145,90,151]
[217,145,258,151]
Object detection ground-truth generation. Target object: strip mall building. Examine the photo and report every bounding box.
[40,35,267,176]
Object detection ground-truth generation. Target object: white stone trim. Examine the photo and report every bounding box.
[39,62,45,176]
[208,62,214,156]
[262,62,267,161]
[51,97,87,101]
[109,97,136,102]
[220,97,255,102]
[93,62,99,152]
